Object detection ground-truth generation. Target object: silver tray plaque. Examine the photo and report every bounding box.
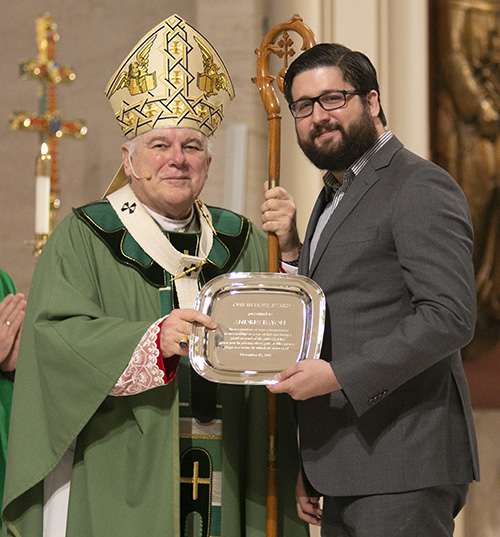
[189,272,326,385]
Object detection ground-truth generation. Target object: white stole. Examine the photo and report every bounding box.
[107,184,214,308]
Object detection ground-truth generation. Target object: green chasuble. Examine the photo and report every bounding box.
[0,270,16,530]
[1,198,308,537]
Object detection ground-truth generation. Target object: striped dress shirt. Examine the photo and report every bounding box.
[308,129,394,268]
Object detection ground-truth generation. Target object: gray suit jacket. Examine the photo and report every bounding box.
[297,135,479,497]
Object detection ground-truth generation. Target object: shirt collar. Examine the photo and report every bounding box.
[143,205,199,232]
[323,129,393,189]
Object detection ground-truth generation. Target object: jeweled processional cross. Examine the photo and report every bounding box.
[9,13,87,256]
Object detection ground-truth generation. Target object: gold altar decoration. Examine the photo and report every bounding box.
[9,13,87,257]
[430,0,500,342]
[253,14,317,537]
[430,0,500,409]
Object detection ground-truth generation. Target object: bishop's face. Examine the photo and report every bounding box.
[122,128,212,220]
[290,66,382,174]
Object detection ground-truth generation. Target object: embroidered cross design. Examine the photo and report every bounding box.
[180,461,211,500]
[121,202,137,214]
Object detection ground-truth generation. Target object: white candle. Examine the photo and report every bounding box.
[35,144,51,235]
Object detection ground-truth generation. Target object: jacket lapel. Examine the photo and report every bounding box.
[304,136,403,277]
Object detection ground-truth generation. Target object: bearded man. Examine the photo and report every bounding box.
[261,43,479,537]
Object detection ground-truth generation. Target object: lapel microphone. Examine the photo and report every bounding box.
[128,153,152,180]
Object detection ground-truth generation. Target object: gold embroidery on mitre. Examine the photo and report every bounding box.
[105,14,235,140]
[195,36,232,98]
[107,34,157,98]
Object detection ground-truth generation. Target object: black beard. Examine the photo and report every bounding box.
[297,107,379,172]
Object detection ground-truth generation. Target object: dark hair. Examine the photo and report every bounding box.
[283,43,387,127]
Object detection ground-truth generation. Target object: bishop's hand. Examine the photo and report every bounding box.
[160,308,216,358]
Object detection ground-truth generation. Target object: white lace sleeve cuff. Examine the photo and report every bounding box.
[110,317,168,396]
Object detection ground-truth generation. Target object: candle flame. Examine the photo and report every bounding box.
[41,142,49,156]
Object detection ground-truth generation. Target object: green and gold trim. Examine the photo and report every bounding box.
[73,199,251,290]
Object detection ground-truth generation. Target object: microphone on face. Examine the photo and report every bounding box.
[128,153,152,180]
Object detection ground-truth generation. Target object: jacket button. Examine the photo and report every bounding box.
[368,390,388,405]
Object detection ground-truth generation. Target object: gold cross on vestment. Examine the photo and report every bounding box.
[180,461,211,500]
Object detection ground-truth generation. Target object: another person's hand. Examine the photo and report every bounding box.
[295,471,322,526]
[0,293,27,372]
[160,308,216,358]
[267,358,341,400]
[261,182,302,262]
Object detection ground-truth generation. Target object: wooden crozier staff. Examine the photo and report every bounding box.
[252,14,317,537]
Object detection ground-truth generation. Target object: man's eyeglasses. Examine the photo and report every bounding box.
[289,90,365,119]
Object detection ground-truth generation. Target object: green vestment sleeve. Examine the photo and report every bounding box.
[0,270,16,531]
[0,271,16,298]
